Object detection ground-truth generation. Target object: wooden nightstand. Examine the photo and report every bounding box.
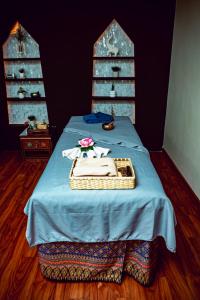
[19,129,52,159]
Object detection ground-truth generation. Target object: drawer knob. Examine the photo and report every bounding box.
[27,142,32,147]
[41,142,47,147]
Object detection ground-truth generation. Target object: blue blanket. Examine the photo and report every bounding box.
[83,112,113,123]
[24,116,176,252]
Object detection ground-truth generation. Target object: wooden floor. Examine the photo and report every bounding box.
[0,150,200,300]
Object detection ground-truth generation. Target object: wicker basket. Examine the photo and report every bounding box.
[69,158,136,190]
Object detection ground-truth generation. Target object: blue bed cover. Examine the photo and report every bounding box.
[24,116,176,252]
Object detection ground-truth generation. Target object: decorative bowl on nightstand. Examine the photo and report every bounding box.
[37,123,48,130]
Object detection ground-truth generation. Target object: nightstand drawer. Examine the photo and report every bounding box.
[19,129,52,159]
[21,139,51,150]
[38,140,51,149]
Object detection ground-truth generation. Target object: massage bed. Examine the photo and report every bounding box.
[24,116,176,286]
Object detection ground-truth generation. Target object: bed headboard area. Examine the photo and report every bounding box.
[91,19,135,124]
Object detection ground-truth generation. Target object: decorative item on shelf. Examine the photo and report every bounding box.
[6,73,15,79]
[15,24,27,55]
[27,115,37,130]
[17,87,27,99]
[19,68,25,79]
[31,91,41,98]
[110,83,116,97]
[112,66,121,77]
[106,35,119,57]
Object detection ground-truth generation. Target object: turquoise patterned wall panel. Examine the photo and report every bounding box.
[3,23,40,59]
[93,59,135,77]
[92,19,135,123]
[6,81,45,98]
[94,19,134,57]
[92,80,135,97]
[2,21,49,125]
[4,61,43,79]
[92,101,135,123]
[7,101,49,124]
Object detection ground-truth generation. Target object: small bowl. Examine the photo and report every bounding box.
[102,122,115,130]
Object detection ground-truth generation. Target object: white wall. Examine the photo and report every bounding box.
[164,0,200,199]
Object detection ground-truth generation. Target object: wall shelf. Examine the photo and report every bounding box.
[2,21,49,125]
[5,78,44,82]
[92,19,136,123]
[92,96,135,100]
[92,77,135,80]
[3,58,40,61]
[93,56,134,60]
[7,97,46,101]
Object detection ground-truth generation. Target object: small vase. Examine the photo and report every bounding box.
[110,90,116,97]
[18,92,25,99]
[19,72,25,79]
[113,71,119,77]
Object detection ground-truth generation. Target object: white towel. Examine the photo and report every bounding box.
[62,146,110,160]
[73,157,117,177]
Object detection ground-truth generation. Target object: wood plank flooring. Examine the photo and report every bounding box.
[0,150,200,300]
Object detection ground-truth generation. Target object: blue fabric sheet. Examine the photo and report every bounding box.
[24,116,176,252]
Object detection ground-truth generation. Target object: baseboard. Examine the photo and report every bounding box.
[162,148,200,202]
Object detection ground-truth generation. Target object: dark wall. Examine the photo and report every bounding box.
[0,0,176,150]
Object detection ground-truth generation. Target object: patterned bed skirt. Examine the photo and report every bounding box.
[38,239,160,286]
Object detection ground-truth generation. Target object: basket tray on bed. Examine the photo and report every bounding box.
[69,158,136,190]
